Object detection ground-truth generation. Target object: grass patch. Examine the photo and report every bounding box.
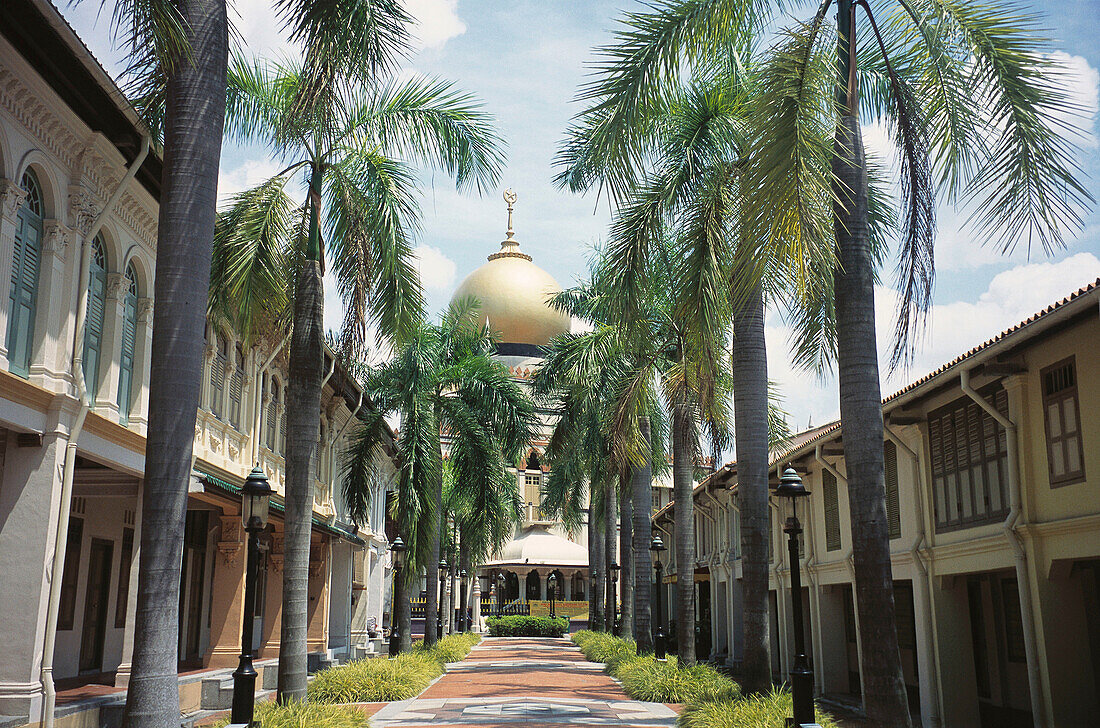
[309,633,481,704]
[571,631,638,672]
[486,615,568,637]
[677,690,839,728]
[211,700,366,727]
[308,653,441,703]
[616,655,739,704]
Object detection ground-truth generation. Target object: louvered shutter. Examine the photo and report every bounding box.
[884,441,901,539]
[823,469,841,552]
[8,209,42,377]
[117,284,137,423]
[83,245,106,401]
[229,367,243,428]
[210,338,226,419]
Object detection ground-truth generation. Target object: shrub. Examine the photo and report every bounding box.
[571,631,638,672]
[308,652,442,703]
[211,700,365,727]
[677,690,838,728]
[486,615,568,637]
[615,655,739,703]
[415,632,482,663]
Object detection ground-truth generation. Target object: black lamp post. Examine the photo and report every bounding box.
[458,569,468,632]
[388,536,407,657]
[547,573,558,618]
[437,559,448,640]
[775,467,814,727]
[650,534,667,659]
[495,572,505,617]
[609,562,620,636]
[230,467,272,727]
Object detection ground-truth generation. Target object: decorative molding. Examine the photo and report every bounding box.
[41,220,70,260]
[67,186,99,237]
[217,515,243,564]
[1,178,27,216]
[106,272,126,298]
[137,298,154,322]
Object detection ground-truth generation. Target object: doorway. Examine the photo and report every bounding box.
[841,583,861,697]
[79,539,114,673]
[966,573,1032,728]
[178,511,210,665]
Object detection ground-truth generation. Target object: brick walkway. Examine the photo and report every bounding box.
[368,637,678,727]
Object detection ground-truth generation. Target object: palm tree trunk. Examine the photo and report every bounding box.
[604,477,617,632]
[831,4,911,722]
[670,401,696,666]
[278,166,325,701]
[589,494,605,630]
[122,0,226,725]
[833,109,912,727]
[619,486,634,639]
[732,282,770,692]
[632,417,653,653]
[446,522,456,635]
[425,439,442,646]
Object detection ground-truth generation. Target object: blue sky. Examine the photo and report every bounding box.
[61,0,1100,431]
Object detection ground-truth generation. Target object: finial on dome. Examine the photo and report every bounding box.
[489,188,532,261]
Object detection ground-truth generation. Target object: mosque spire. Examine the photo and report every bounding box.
[489,188,532,261]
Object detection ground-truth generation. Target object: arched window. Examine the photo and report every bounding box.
[266,377,280,451]
[230,343,245,429]
[117,264,138,423]
[7,169,44,377]
[83,236,107,400]
[210,334,227,419]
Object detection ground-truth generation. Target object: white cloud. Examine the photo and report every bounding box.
[1048,51,1099,149]
[413,245,457,290]
[768,253,1100,434]
[217,159,294,203]
[404,0,466,50]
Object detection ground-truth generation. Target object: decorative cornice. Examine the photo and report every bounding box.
[106,272,126,298]
[137,298,153,322]
[1,178,27,217]
[41,220,70,260]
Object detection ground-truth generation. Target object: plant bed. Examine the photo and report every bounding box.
[486,615,568,637]
[211,699,366,727]
[677,689,839,728]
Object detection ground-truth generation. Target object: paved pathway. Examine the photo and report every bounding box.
[368,637,678,727]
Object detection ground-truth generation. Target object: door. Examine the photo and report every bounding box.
[178,511,209,664]
[79,539,114,673]
[841,583,861,697]
[967,574,1032,728]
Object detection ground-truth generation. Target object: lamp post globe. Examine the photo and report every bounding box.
[649,534,667,659]
[388,536,407,656]
[775,467,814,727]
[230,467,272,726]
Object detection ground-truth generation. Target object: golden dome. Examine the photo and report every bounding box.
[451,190,570,349]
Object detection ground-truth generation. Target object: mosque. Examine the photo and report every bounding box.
[447,190,593,615]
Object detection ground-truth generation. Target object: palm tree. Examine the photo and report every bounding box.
[340,301,536,651]
[551,0,1091,722]
[212,47,504,686]
[107,1,225,725]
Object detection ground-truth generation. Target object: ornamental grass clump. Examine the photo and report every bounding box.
[308,652,442,703]
[570,631,638,672]
[212,700,365,727]
[615,655,739,703]
[677,689,839,728]
[416,632,482,663]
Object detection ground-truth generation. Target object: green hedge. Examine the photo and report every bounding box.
[677,690,839,728]
[486,615,568,637]
[213,699,365,727]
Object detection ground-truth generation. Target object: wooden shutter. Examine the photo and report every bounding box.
[117,270,137,423]
[7,199,42,377]
[823,469,841,552]
[884,440,901,539]
[83,240,106,401]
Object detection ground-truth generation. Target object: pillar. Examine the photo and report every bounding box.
[306,537,330,655]
[114,480,144,687]
[204,513,247,668]
[0,405,72,720]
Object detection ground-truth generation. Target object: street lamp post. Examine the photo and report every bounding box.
[458,569,468,632]
[547,573,558,619]
[775,467,815,728]
[650,535,667,659]
[437,559,448,640]
[496,572,505,617]
[230,467,272,727]
[609,563,620,636]
[388,537,407,657]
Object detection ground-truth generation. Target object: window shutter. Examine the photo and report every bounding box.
[8,201,43,377]
[83,241,106,401]
[210,338,226,419]
[118,268,138,424]
[884,441,901,539]
[823,469,841,552]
